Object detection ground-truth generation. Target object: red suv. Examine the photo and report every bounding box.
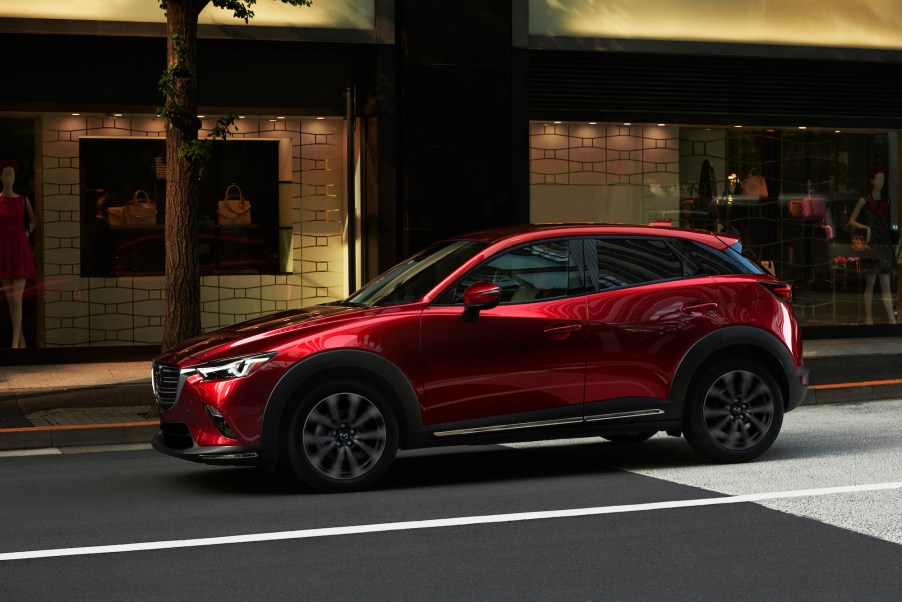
[152,224,808,492]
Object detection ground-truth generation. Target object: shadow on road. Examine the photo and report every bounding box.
[165,435,712,496]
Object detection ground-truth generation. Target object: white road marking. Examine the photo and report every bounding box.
[2,481,900,562]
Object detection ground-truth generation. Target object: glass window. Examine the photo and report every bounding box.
[80,137,284,277]
[669,239,746,277]
[348,240,488,307]
[593,238,683,291]
[530,121,901,328]
[439,239,587,305]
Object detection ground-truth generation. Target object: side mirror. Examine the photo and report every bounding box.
[462,281,501,321]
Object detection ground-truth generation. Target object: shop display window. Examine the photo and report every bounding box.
[80,137,285,276]
[530,122,901,327]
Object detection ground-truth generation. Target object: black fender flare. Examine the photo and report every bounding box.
[668,326,805,411]
[260,349,424,459]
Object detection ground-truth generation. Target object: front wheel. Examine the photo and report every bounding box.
[683,360,784,463]
[285,380,398,493]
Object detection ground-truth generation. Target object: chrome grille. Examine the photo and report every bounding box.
[152,362,182,412]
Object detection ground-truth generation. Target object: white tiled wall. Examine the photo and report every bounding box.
[39,114,347,347]
[529,122,680,224]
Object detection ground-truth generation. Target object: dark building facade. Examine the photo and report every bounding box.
[1,0,900,358]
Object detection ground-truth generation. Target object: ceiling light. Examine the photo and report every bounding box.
[316,117,325,120]
[657,124,666,127]
[734,125,743,128]
[589,122,597,125]
[71,113,80,116]
[798,126,807,130]
[197,115,206,119]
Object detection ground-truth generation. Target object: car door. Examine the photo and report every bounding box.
[419,239,590,428]
[583,236,725,417]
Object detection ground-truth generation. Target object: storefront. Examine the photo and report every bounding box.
[524,1,902,335]
[2,0,901,356]
[529,122,900,329]
[1,113,353,348]
[0,1,393,355]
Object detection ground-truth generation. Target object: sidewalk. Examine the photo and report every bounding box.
[1,338,901,453]
[0,362,155,452]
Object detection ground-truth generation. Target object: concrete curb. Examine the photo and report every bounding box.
[0,422,158,452]
[0,383,153,414]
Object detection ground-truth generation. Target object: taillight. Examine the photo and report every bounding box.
[759,280,793,302]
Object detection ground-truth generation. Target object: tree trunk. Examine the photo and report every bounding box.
[162,1,207,350]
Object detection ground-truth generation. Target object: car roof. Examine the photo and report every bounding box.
[451,223,737,248]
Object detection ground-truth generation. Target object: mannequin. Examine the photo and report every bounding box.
[847,166,896,325]
[0,163,37,347]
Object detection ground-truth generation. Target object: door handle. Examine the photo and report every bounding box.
[544,323,582,340]
[681,302,718,315]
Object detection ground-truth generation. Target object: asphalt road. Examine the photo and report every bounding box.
[1,400,900,601]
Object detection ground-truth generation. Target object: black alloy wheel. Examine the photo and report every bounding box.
[285,379,398,492]
[683,359,784,463]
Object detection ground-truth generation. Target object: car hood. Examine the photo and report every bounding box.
[155,304,367,365]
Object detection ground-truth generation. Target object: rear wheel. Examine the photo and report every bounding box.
[285,379,398,492]
[683,359,783,463]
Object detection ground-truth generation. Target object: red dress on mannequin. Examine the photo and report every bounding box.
[0,194,37,279]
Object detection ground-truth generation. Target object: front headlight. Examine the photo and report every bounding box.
[195,352,277,381]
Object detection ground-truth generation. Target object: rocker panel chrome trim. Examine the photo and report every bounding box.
[433,417,583,438]
[585,409,665,422]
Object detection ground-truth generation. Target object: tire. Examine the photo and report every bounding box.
[683,359,784,463]
[285,379,398,493]
[601,431,657,444]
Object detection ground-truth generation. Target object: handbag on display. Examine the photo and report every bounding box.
[217,183,252,226]
[801,191,827,219]
[123,190,158,227]
[107,205,126,228]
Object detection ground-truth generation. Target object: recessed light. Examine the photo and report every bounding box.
[277,116,285,120]
[553,121,562,124]
[734,125,743,128]
[798,126,807,130]
[835,130,841,133]
[589,122,597,125]
[197,115,206,119]
[71,113,80,116]
[657,123,666,127]
[624,122,631,126]
[316,117,325,120]
[113,113,123,117]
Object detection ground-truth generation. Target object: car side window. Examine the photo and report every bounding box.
[438,239,589,304]
[592,238,683,291]
[669,239,744,276]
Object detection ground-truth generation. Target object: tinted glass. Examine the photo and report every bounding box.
[670,239,746,276]
[347,240,488,307]
[438,239,587,304]
[592,238,683,291]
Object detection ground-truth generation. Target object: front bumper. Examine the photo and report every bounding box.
[151,428,272,466]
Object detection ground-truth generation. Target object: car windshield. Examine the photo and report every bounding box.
[343,240,489,307]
